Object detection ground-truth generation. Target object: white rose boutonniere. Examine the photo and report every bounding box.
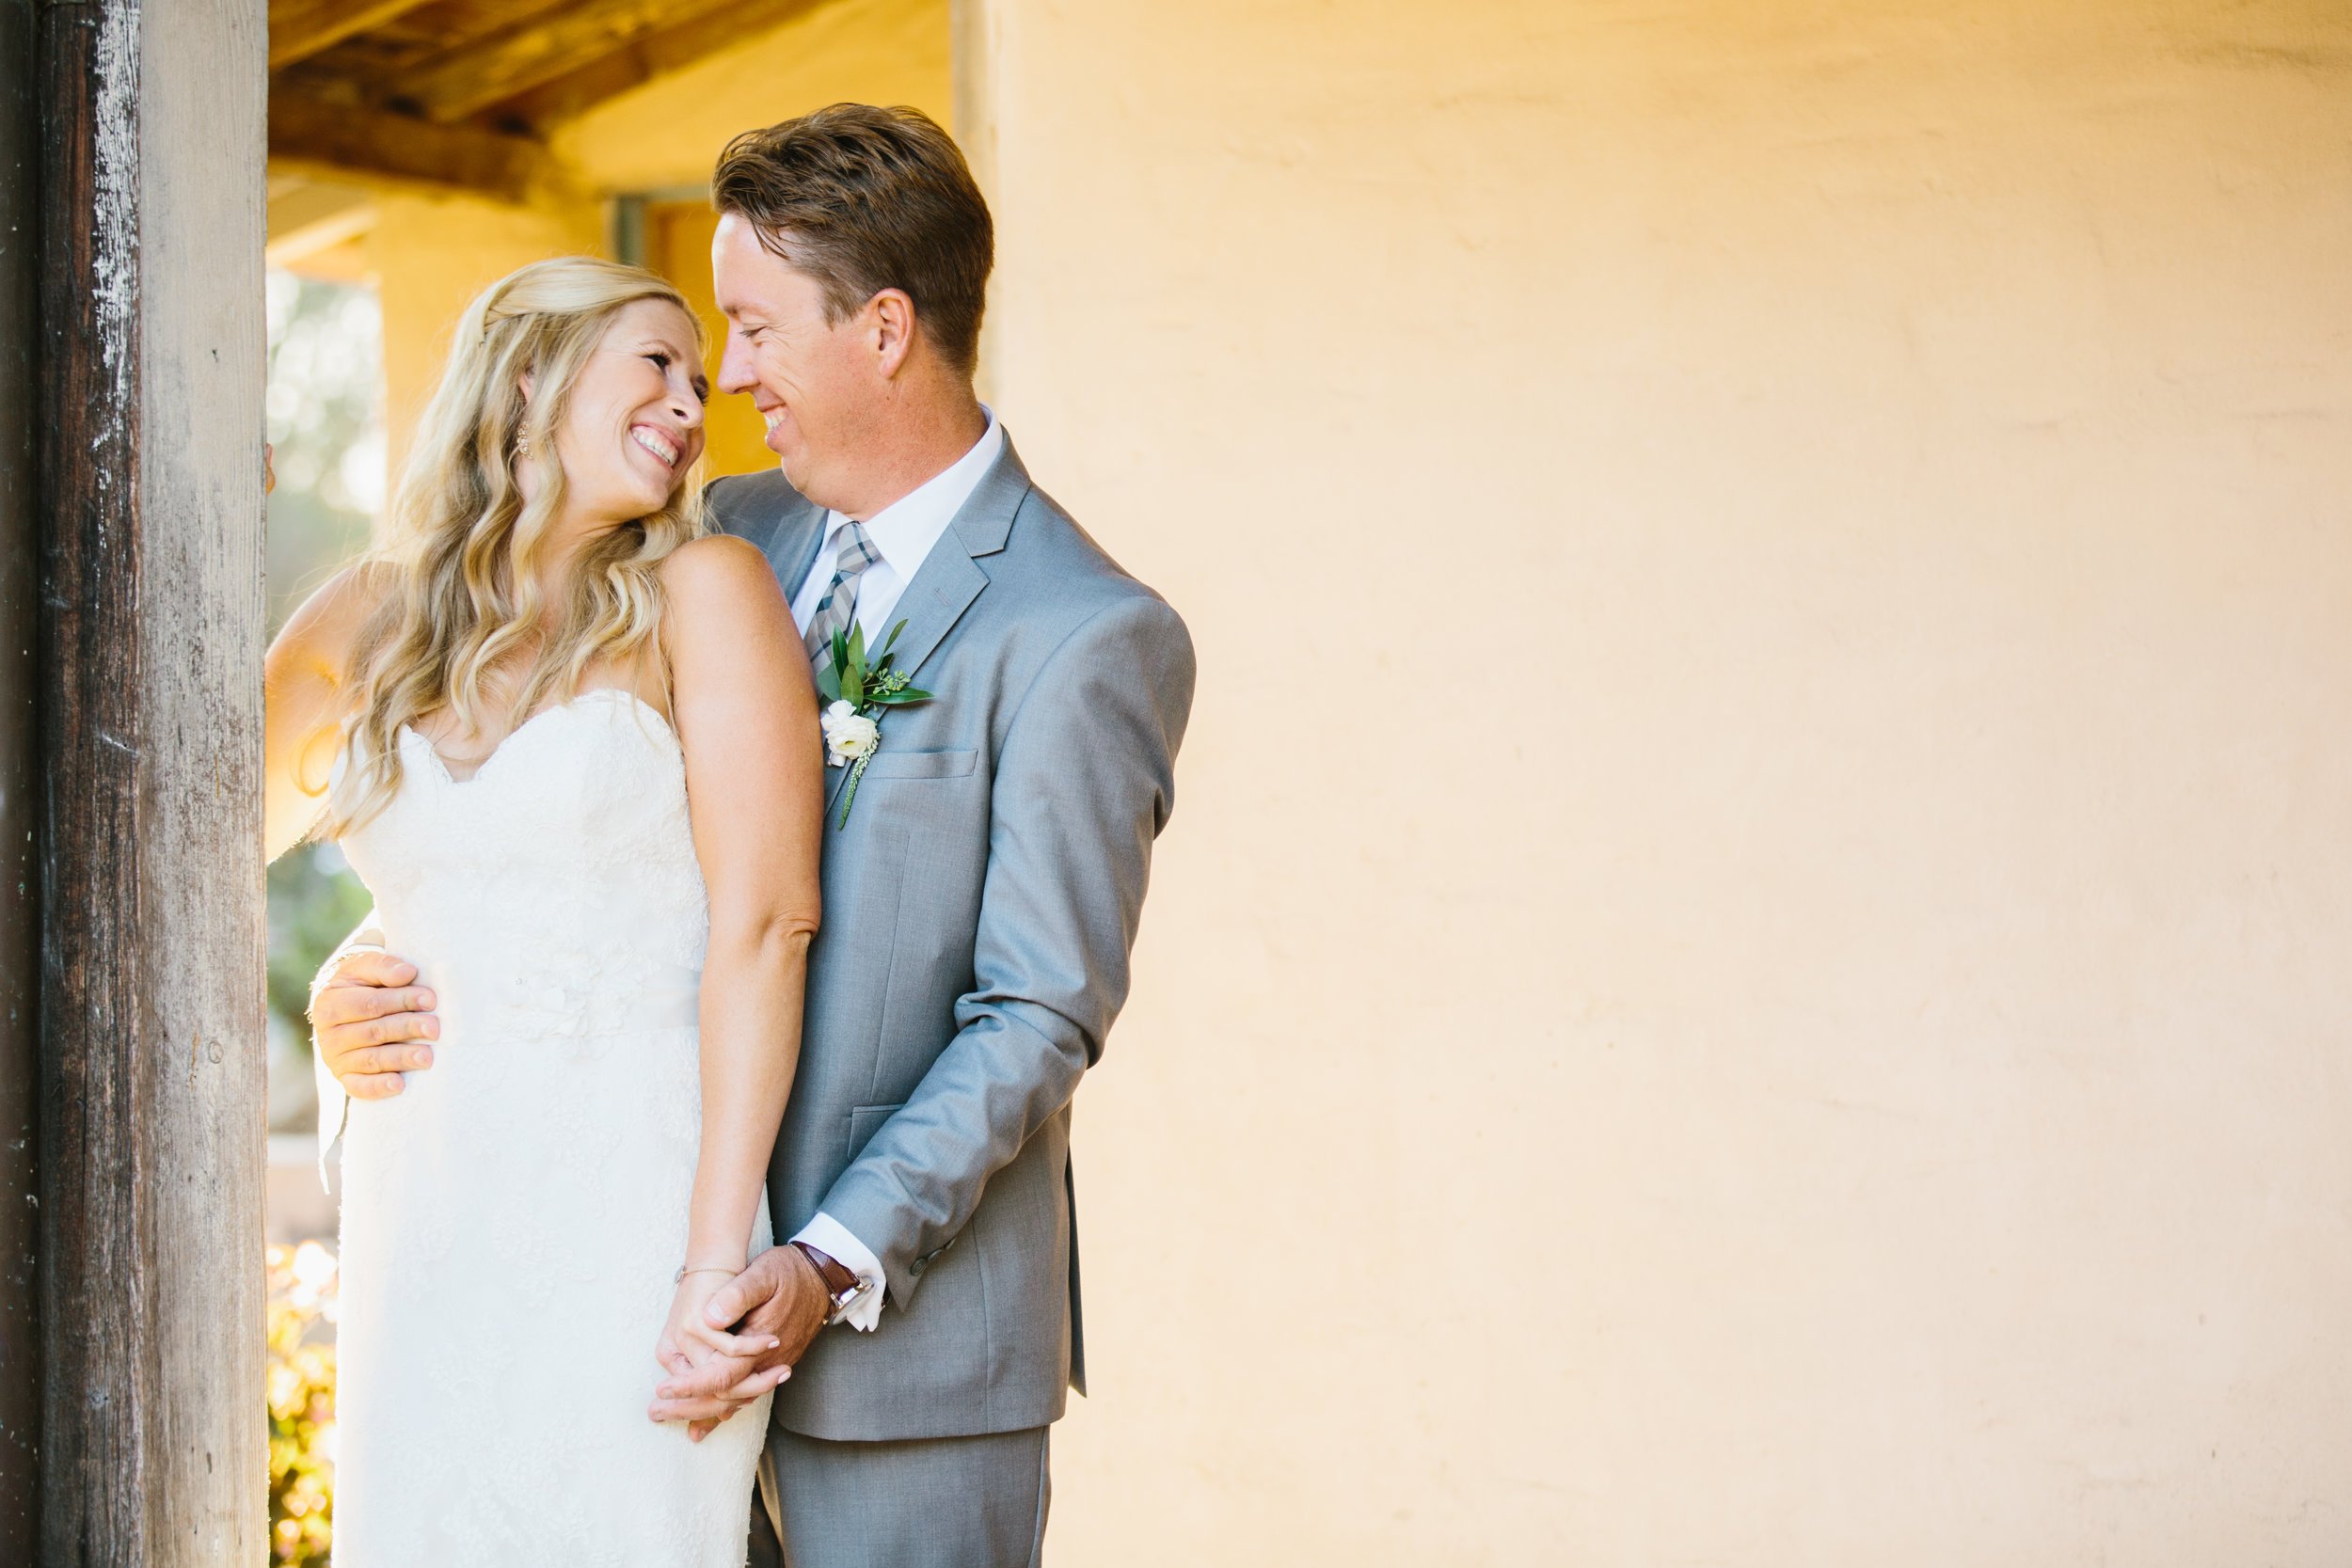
[821,703,881,766]
[816,617,934,829]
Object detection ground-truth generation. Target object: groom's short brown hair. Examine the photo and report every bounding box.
[712,103,993,374]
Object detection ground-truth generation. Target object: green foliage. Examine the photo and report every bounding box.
[821,618,936,830]
[817,618,932,709]
[267,843,374,1055]
[266,1243,339,1565]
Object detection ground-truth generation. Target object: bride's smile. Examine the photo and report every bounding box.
[521,296,712,536]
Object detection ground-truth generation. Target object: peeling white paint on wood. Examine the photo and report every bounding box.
[89,1,136,447]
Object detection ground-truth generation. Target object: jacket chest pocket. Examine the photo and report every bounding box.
[856,747,977,782]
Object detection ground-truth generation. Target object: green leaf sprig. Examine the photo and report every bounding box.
[820,618,934,828]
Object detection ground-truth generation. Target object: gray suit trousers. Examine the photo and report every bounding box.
[752,1427,1050,1568]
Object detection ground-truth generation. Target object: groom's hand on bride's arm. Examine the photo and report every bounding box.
[310,949,440,1100]
[646,1243,831,1433]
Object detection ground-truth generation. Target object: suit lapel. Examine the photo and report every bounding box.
[869,436,1032,686]
[713,471,829,604]
[778,508,828,604]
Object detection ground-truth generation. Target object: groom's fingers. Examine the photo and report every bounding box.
[688,1323,783,1360]
[326,950,418,991]
[337,1042,438,1078]
[655,1354,746,1403]
[653,1356,790,1417]
[721,1364,790,1401]
[650,1393,735,1422]
[650,1363,789,1426]
[340,1069,406,1102]
[700,1271,774,1331]
[314,986,438,1037]
[314,966,441,1097]
[656,1349,790,1401]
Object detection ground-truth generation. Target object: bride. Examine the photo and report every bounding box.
[262,257,821,1566]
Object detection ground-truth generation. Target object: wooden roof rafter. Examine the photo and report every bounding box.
[269,92,550,203]
[265,0,834,203]
[269,0,440,70]
[397,0,755,123]
[489,0,831,130]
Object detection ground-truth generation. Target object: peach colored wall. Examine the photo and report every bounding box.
[369,192,603,473]
[646,203,774,483]
[965,1,2352,1561]
[551,0,952,190]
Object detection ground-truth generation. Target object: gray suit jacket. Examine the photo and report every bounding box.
[707,436,1195,1442]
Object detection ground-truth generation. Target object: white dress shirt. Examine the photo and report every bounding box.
[787,407,1002,1330]
[788,409,1005,644]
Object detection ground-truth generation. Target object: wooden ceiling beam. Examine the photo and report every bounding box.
[268,94,551,202]
[265,177,379,278]
[268,0,440,71]
[398,0,751,124]
[266,179,373,248]
[493,0,832,131]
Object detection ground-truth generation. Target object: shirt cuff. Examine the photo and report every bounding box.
[789,1212,886,1332]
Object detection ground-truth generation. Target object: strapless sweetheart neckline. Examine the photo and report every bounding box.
[401,687,675,785]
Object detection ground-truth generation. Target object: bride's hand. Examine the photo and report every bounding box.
[654,1270,779,1423]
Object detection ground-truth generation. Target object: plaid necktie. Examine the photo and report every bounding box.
[803,521,883,682]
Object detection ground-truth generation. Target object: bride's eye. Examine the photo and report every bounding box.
[645,352,672,372]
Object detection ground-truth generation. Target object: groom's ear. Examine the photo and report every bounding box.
[868,289,917,379]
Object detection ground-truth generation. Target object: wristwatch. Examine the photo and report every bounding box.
[790,1240,871,1322]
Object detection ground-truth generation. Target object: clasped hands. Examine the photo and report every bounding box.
[311,945,836,1440]
[653,1244,836,1440]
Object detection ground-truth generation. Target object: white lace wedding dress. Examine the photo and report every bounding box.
[328,689,771,1566]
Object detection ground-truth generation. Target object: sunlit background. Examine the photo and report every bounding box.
[262,269,380,1232]
[262,268,377,1563]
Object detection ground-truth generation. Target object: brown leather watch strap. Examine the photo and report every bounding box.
[790,1240,860,1298]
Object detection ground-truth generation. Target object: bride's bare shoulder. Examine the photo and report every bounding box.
[654,536,804,715]
[655,534,790,630]
[656,532,778,592]
[269,560,394,679]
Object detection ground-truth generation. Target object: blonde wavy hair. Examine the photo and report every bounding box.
[326,256,707,834]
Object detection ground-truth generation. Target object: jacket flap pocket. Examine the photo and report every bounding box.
[857,748,977,781]
[847,1101,907,1164]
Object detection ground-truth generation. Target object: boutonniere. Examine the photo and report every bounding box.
[817,618,934,829]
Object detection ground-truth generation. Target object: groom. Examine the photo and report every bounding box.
[310,104,1195,1565]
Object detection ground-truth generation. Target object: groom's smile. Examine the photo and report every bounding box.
[712,211,893,516]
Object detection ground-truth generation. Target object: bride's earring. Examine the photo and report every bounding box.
[513,428,532,463]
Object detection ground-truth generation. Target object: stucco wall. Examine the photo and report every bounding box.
[969,1,2352,1561]
[370,193,603,473]
[552,0,952,190]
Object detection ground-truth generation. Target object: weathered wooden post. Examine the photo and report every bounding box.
[0,0,42,1560]
[29,0,268,1561]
